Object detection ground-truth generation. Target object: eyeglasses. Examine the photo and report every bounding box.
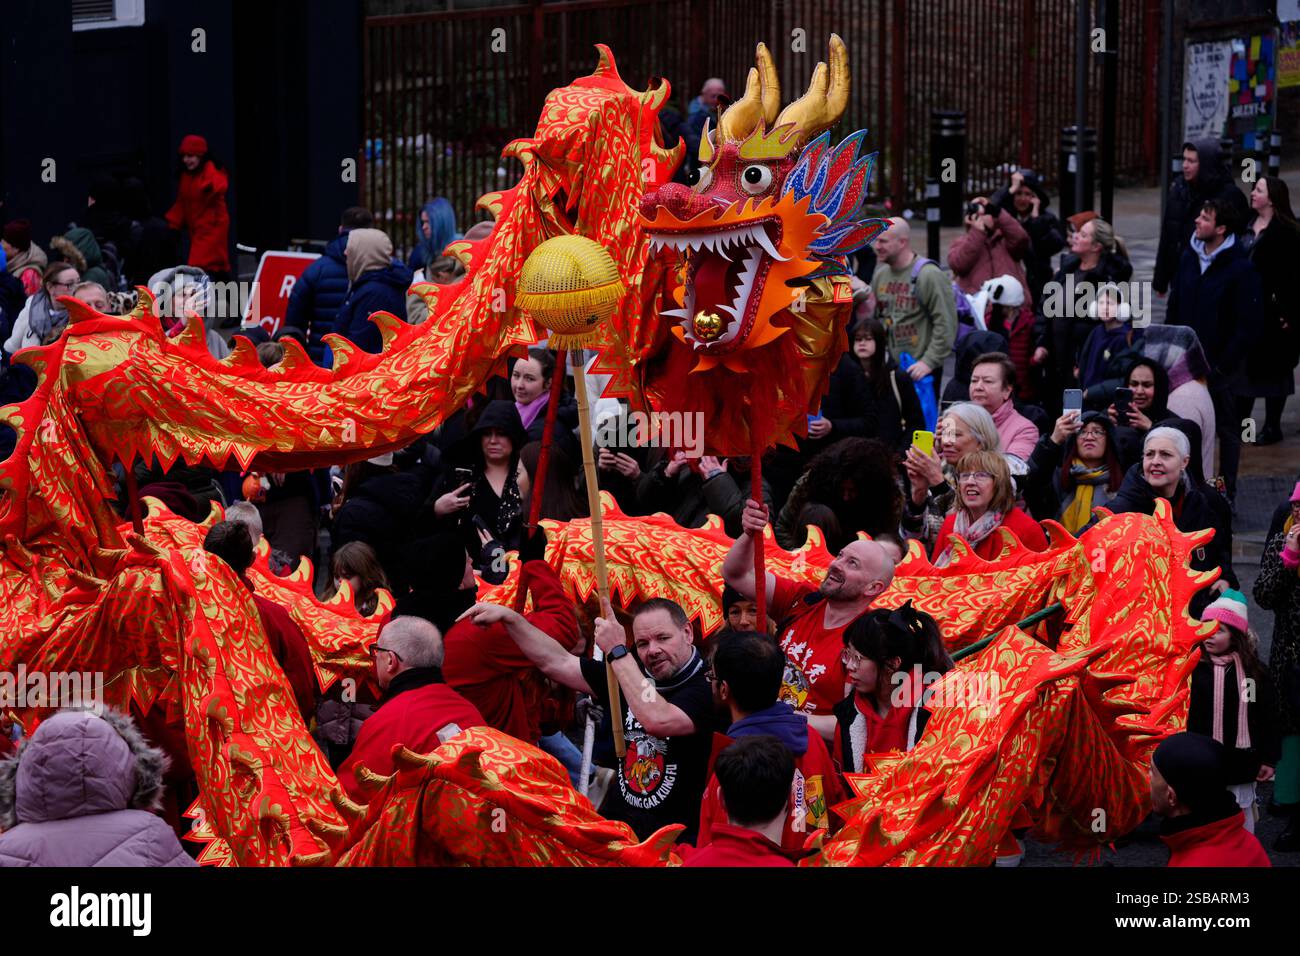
[956,471,994,484]
[1079,427,1106,439]
[369,644,402,662]
[840,647,864,669]
[50,279,77,290]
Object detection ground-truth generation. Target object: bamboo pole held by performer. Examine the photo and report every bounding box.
[751,434,767,632]
[124,462,144,535]
[572,349,626,775]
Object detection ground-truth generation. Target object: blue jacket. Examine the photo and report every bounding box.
[285,233,351,363]
[333,261,414,354]
[727,702,810,757]
[1166,237,1263,378]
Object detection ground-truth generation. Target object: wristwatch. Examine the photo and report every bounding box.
[606,644,630,662]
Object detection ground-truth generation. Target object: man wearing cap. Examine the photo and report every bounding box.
[166,134,231,278]
[1149,732,1271,866]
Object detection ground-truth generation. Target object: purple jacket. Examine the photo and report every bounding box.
[0,709,195,867]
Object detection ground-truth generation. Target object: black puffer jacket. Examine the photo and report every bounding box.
[1104,463,1237,617]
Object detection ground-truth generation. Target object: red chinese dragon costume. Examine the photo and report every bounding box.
[0,38,1211,866]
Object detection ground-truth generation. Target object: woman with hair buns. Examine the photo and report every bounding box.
[832,602,953,774]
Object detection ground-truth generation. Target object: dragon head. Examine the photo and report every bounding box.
[639,35,884,360]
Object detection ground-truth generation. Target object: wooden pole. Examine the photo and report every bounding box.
[750,435,767,632]
[124,461,144,535]
[571,349,626,763]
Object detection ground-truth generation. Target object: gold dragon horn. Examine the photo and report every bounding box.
[772,34,850,144]
[716,63,766,143]
[756,42,781,127]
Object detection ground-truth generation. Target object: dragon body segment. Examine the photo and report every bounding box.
[0,40,1211,866]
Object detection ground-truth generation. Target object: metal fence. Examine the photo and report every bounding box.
[363,0,1160,258]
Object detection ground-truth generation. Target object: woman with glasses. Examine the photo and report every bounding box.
[1023,410,1124,532]
[933,450,1047,567]
[901,402,1001,552]
[832,603,953,775]
[3,261,79,357]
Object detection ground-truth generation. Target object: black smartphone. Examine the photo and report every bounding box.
[453,466,475,487]
[471,514,491,537]
[1114,386,1134,422]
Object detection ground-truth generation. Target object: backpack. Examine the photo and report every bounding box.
[911,257,976,324]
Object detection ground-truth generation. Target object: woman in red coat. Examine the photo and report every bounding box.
[166,134,231,279]
[934,448,1048,566]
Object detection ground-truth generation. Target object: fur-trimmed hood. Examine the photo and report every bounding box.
[0,707,168,830]
[50,227,104,273]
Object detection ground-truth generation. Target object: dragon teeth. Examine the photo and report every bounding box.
[752,228,786,262]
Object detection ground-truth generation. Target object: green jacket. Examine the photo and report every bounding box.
[870,257,957,371]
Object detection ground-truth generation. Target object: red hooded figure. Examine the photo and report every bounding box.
[166,134,231,274]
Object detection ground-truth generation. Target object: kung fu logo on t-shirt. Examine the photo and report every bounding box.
[619,710,677,810]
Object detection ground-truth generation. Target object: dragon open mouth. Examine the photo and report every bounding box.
[646,221,786,352]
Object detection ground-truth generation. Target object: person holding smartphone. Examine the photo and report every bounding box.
[424,400,530,566]
[1107,357,1172,469]
[1022,409,1125,532]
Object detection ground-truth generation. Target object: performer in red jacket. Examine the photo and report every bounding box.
[1151,732,1271,867]
[443,558,581,744]
[684,736,794,867]
[338,616,485,801]
[166,133,231,277]
[697,631,844,854]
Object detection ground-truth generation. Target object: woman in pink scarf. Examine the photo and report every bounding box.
[932,449,1047,566]
[510,348,576,441]
[1189,590,1279,834]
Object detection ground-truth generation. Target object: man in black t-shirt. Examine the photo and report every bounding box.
[460,596,714,842]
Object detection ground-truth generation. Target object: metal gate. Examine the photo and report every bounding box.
[363,0,1158,258]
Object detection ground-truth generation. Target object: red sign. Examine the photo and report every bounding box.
[243,251,319,336]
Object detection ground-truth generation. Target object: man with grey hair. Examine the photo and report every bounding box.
[224,499,299,575]
[224,500,264,542]
[336,616,484,800]
[689,77,727,119]
[870,216,958,397]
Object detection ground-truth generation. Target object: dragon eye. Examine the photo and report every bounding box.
[740,164,773,194]
[687,165,712,191]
